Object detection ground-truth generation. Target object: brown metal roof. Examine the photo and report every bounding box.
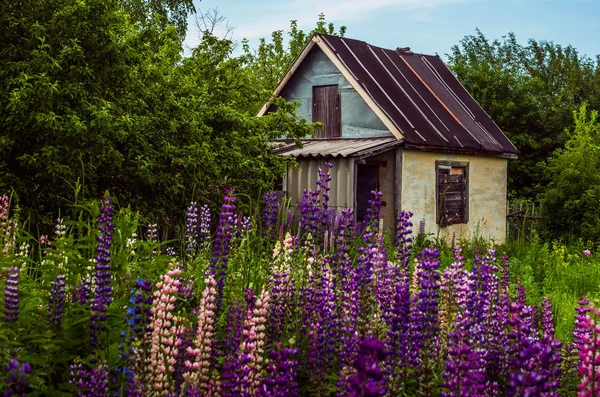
[304,35,518,155]
[273,138,400,158]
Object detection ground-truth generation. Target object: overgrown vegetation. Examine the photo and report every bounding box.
[1,175,600,396]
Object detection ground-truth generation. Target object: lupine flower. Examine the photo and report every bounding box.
[394,210,413,275]
[90,194,114,348]
[69,363,108,397]
[4,266,19,322]
[146,224,159,242]
[48,274,66,327]
[220,301,244,396]
[268,234,294,343]
[211,189,237,313]
[577,305,600,396]
[55,217,66,238]
[263,191,279,236]
[73,276,92,306]
[185,276,218,393]
[185,201,199,256]
[145,265,184,395]
[257,344,299,397]
[3,359,32,397]
[241,289,270,396]
[198,205,211,250]
[346,337,388,397]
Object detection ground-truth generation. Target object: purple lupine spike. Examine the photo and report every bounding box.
[72,276,92,306]
[257,344,299,397]
[309,258,339,390]
[210,189,237,313]
[221,301,244,397]
[185,201,199,256]
[4,266,19,323]
[263,191,279,237]
[90,194,114,348]
[346,337,388,397]
[541,297,555,339]
[146,224,158,243]
[373,238,394,325]
[198,204,211,251]
[3,359,32,397]
[333,209,355,282]
[506,300,562,397]
[385,278,411,389]
[48,274,66,327]
[406,248,441,368]
[442,312,489,396]
[69,363,109,397]
[394,210,413,274]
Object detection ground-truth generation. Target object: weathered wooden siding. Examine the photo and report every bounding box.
[400,149,508,243]
[279,47,392,139]
[285,158,354,210]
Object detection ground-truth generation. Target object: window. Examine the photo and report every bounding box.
[312,85,341,138]
[436,161,468,225]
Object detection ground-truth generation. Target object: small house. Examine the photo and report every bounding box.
[258,34,518,243]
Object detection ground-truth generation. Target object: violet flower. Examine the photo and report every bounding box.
[90,194,114,348]
[263,191,279,237]
[346,337,388,397]
[394,210,413,273]
[48,274,66,327]
[198,204,211,251]
[4,266,19,323]
[210,189,237,313]
[3,359,31,397]
[185,201,199,256]
[257,344,299,397]
[69,363,108,397]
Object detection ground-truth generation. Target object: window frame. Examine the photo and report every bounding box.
[435,160,469,226]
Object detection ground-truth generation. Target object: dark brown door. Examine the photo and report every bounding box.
[312,85,341,138]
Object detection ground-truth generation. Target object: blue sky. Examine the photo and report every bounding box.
[185,0,600,60]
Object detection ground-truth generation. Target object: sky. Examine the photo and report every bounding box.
[184,0,600,61]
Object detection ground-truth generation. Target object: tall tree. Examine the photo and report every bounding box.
[542,105,600,241]
[448,29,600,198]
[0,0,313,226]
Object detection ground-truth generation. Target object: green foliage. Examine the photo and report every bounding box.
[448,29,600,198]
[0,0,314,229]
[542,105,600,242]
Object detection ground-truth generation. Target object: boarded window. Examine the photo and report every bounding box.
[356,165,378,222]
[312,85,341,138]
[436,161,468,225]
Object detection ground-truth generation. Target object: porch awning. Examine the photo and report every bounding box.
[272,138,401,158]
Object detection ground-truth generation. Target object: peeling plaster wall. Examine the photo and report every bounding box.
[279,48,392,139]
[401,149,508,243]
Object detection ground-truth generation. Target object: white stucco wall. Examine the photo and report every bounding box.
[401,149,508,243]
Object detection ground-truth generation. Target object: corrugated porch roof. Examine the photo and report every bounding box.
[272,138,400,158]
